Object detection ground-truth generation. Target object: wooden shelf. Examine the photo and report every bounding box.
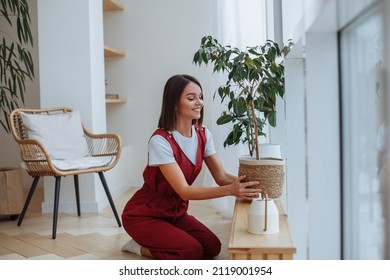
[228,198,296,260]
[106,98,127,104]
[104,45,125,57]
[103,0,124,11]
[103,1,126,108]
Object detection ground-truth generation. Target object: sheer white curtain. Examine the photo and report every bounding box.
[201,0,267,218]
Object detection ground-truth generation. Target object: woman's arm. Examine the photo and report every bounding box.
[204,154,237,185]
[158,161,260,201]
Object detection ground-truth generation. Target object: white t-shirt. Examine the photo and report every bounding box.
[148,126,216,166]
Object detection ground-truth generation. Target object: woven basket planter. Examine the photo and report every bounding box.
[238,156,285,199]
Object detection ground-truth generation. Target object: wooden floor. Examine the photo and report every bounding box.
[0,187,231,260]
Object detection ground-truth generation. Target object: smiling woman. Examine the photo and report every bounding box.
[175,82,204,136]
[120,74,261,260]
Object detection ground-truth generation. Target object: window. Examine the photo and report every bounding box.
[340,4,385,259]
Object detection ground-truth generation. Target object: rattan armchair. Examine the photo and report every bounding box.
[10,107,122,239]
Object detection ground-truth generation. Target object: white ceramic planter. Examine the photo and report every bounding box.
[248,197,279,234]
[258,143,282,159]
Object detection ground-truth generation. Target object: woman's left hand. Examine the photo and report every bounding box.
[228,175,262,199]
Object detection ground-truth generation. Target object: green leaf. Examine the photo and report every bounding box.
[193,51,200,64]
[248,48,260,56]
[0,6,12,26]
[268,111,276,127]
[232,123,242,143]
[201,51,209,64]
[216,114,233,125]
[233,97,246,116]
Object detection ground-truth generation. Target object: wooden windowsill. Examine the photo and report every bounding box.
[228,198,296,260]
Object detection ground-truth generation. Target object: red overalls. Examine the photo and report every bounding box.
[121,127,221,260]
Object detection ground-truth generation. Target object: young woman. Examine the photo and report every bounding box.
[121,74,260,260]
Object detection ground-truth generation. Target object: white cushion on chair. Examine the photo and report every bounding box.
[52,156,112,171]
[21,110,90,160]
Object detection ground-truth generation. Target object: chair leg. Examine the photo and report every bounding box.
[18,176,40,226]
[73,175,81,216]
[52,176,61,239]
[98,172,122,227]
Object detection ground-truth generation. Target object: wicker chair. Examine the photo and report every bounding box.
[9,107,122,239]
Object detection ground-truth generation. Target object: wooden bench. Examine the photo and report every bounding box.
[228,198,296,260]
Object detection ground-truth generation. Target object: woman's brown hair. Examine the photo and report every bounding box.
[158,74,204,130]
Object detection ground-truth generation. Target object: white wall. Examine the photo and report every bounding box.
[38,0,106,130]
[280,0,341,259]
[103,0,221,187]
[305,30,341,259]
[279,0,304,43]
[37,0,110,212]
[283,40,308,260]
[280,0,383,260]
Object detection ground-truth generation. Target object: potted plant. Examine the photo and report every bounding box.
[0,0,34,219]
[193,35,292,198]
[0,0,34,133]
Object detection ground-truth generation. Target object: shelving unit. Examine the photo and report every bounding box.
[106,98,127,104]
[104,45,126,57]
[103,0,126,104]
[103,0,124,11]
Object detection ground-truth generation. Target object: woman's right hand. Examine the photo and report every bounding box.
[230,175,261,199]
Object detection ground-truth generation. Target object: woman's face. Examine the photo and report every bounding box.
[176,81,203,122]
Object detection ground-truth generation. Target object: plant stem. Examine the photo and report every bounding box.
[249,87,259,160]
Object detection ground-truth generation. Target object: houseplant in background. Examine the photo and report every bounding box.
[0,0,34,133]
[0,0,34,219]
[193,35,292,233]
